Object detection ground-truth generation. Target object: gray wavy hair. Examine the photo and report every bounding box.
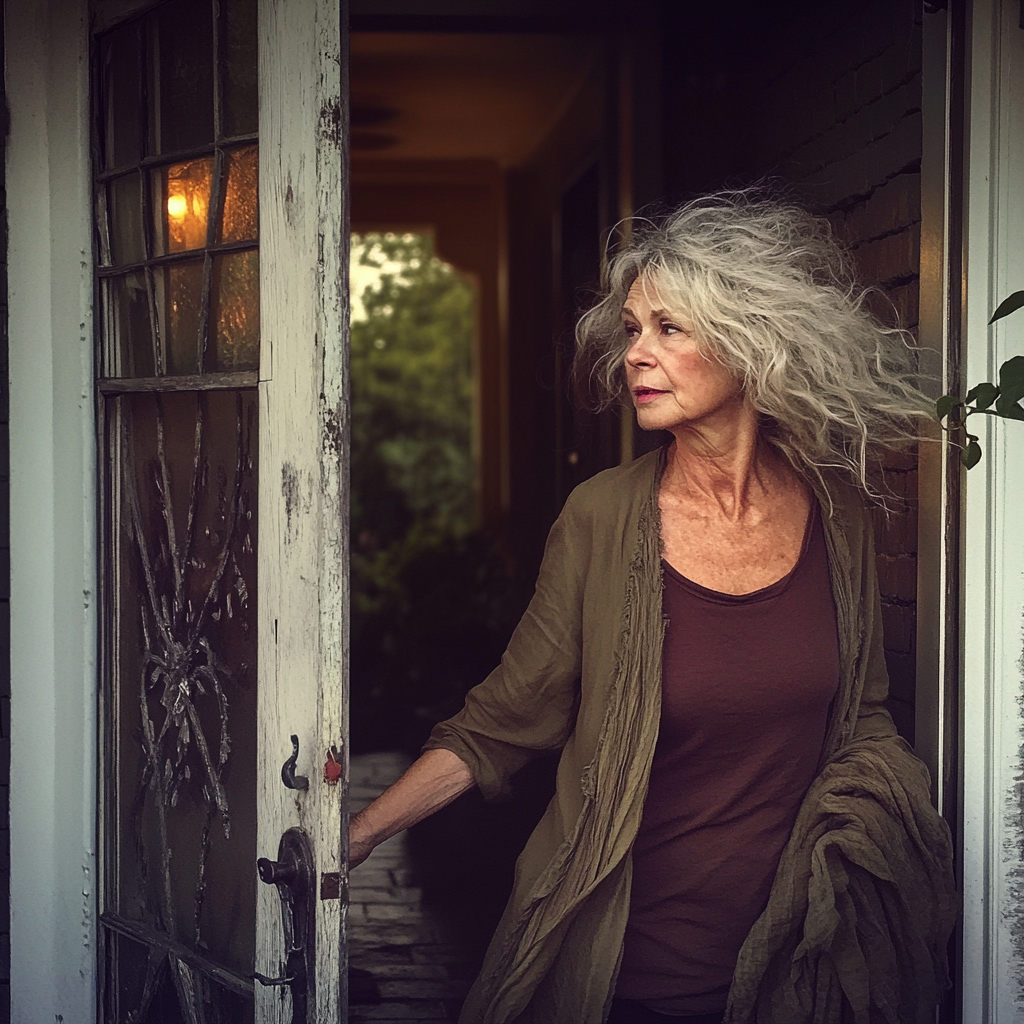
[574,192,931,494]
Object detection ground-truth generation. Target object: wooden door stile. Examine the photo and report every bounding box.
[257,0,348,1021]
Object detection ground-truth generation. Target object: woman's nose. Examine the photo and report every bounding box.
[625,330,655,367]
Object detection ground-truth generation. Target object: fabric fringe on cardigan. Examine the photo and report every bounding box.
[475,498,667,1023]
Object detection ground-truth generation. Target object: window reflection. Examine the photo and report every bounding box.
[209,251,259,371]
[222,0,258,137]
[104,272,153,377]
[99,21,141,170]
[97,0,258,380]
[153,158,214,255]
[149,0,214,154]
[218,146,258,244]
[155,261,205,375]
[108,174,144,266]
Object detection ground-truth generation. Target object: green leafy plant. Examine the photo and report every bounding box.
[936,291,1024,467]
[349,233,523,753]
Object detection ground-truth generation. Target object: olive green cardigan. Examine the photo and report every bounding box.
[425,449,957,1024]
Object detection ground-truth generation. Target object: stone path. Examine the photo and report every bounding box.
[348,751,480,1023]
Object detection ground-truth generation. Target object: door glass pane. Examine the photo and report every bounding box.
[152,158,215,256]
[96,189,113,269]
[103,272,154,378]
[150,0,215,155]
[155,261,205,375]
[142,968,187,1024]
[201,980,255,1024]
[109,174,145,267]
[105,930,252,1024]
[222,0,258,137]
[99,0,260,1015]
[208,251,259,371]
[113,390,258,984]
[100,21,141,170]
[218,146,258,244]
[104,931,150,1021]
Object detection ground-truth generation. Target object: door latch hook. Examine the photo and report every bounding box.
[281,734,309,791]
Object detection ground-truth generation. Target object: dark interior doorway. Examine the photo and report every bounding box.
[346,1,929,1018]
[347,12,631,1017]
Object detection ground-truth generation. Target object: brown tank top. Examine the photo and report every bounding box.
[615,504,840,1016]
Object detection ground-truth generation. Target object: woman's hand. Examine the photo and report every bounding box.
[346,748,475,870]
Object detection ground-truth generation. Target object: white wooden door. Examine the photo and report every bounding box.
[92,0,348,1020]
[256,0,349,1020]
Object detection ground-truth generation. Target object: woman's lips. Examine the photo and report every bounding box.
[633,387,666,404]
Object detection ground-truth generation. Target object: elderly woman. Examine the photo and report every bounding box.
[349,194,957,1024]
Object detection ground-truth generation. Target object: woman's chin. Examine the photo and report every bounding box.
[634,409,673,433]
[636,419,666,434]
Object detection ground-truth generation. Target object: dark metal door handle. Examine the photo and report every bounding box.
[281,734,309,791]
[253,970,297,986]
[255,828,315,1023]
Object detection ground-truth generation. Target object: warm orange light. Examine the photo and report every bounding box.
[167,194,187,219]
[164,158,213,253]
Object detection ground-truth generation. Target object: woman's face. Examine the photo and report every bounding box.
[622,275,744,435]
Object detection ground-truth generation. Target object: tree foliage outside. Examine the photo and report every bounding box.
[350,233,516,752]
[351,232,475,552]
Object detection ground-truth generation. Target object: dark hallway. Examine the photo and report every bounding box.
[346,1,928,1017]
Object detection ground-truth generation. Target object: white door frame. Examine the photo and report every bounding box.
[961,0,1024,1019]
[6,0,99,1020]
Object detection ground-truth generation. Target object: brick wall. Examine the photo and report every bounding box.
[750,0,923,740]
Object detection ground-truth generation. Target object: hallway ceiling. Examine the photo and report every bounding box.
[350,32,602,167]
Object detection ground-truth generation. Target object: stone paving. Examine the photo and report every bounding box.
[348,751,481,1023]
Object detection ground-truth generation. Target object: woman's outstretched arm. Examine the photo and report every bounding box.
[348,747,475,869]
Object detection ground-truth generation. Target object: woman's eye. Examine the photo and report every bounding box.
[623,323,640,338]
[662,322,692,337]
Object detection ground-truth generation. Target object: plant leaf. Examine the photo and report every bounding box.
[990,291,1024,324]
[966,382,1000,410]
[995,394,1024,420]
[995,358,1024,405]
[961,440,982,468]
[995,358,1024,393]
[1001,384,1024,406]
[935,394,956,421]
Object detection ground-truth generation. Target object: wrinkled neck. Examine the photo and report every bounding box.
[664,410,775,520]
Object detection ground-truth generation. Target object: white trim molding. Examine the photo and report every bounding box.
[6,0,98,1020]
[961,0,1024,1019]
